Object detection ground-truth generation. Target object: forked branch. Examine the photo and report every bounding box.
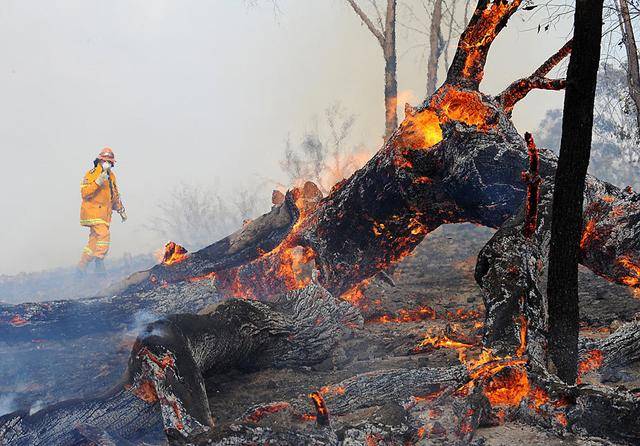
[346,0,386,47]
[498,40,573,114]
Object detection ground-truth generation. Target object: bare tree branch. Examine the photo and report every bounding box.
[346,0,386,47]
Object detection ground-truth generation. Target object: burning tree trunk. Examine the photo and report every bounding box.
[2,1,640,444]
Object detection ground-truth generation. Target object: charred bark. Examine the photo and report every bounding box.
[547,0,603,383]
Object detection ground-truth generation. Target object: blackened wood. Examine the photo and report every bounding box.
[546,0,604,384]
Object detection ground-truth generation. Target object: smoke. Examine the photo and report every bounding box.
[29,400,44,415]
[130,309,158,333]
[0,393,17,416]
[123,309,167,343]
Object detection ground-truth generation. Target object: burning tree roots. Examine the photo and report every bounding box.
[2,0,640,444]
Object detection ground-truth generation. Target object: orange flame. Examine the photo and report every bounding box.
[309,391,329,424]
[162,241,188,265]
[319,385,346,396]
[436,87,494,130]
[483,367,529,407]
[341,279,371,306]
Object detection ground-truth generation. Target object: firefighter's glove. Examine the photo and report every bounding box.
[95,171,108,187]
[119,209,128,222]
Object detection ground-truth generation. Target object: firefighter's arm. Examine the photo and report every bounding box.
[80,171,103,199]
[111,176,127,221]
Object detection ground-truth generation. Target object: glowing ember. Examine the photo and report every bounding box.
[483,367,529,407]
[445,308,482,321]
[341,279,370,306]
[577,349,604,383]
[580,219,597,250]
[398,109,443,150]
[435,87,495,130]
[414,327,475,351]
[185,271,217,283]
[127,380,158,403]
[244,402,291,423]
[370,306,436,324]
[617,256,640,287]
[275,245,316,290]
[309,391,329,426]
[555,413,568,427]
[9,314,29,327]
[162,241,188,265]
[528,386,550,412]
[457,1,520,83]
[319,385,346,396]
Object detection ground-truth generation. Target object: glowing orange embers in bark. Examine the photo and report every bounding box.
[398,108,443,150]
[275,245,316,290]
[580,220,597,250]
[319,385,346,397]
[577,349,604,384]
[483,368,529,406]
[457,1,521,83]
[244,402,291,423]
[309,391,330,426]
[413,325,476,351]
[617,255,640,287]
[434,87,495,130]
[162,241,188,265]
[396,87,496,152]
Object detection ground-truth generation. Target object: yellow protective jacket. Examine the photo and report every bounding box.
[80,163,124,226]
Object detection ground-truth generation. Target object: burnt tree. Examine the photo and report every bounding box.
[546,0,604,384]
[2,1,640,445]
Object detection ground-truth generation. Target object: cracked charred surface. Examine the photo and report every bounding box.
[476,179,640,362]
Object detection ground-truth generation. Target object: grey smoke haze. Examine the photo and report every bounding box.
[0,0,572,274]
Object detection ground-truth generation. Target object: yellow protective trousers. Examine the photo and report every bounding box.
[78,224,111,267]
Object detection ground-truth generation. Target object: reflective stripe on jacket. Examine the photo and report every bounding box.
[80,163,124,226]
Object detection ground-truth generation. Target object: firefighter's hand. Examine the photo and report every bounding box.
[119,210,128,222]
[95,171,108,186]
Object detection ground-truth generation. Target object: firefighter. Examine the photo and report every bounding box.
[77,147,127,274]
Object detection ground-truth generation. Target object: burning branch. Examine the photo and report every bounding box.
[498,40,573,114]
[309,391,330,426]
[446,0,523,88]
[522,132,541,238]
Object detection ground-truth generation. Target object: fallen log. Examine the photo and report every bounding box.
[0,285,362,444]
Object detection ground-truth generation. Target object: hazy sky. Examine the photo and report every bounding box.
[0,0,573,274]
